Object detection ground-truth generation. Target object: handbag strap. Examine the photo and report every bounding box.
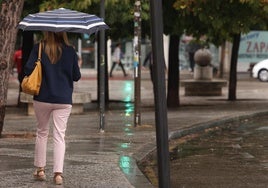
[37,42,42,61]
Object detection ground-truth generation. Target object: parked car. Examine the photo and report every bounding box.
[252,59,268,82]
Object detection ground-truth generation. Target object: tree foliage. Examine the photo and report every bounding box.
[105,0,150,39]
[173,0,268,46]
[37,0,150,40]
[22,0,40,16]
[39,0,97,11]
[163,0,185,36]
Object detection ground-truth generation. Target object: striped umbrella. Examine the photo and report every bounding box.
[17,8,109,35]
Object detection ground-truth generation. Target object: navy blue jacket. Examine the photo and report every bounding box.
[24,42,81,104]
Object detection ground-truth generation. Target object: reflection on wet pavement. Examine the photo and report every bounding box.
[140,115,268,188]
[0,99,150,187]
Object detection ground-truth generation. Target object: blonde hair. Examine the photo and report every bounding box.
[43,32,70,64]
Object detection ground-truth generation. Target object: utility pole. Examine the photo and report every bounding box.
[149,0,170,187]
[133,0,142,127]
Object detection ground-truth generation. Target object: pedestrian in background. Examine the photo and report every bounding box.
[143,51,154,83]
[186,40,202,72]
[24,31,81,185]
[13,47,23,82]
[110,43,128,77]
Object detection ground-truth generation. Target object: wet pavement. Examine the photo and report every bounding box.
[141,114,268,188]
[2,69,268,187]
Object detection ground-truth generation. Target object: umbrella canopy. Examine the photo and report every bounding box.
[18,8,109,35]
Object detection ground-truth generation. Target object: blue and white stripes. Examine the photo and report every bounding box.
[18,8,109,34]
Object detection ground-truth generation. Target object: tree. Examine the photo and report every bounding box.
[174,0,268,100]
[0,0,24,136]
[163,0,186,108]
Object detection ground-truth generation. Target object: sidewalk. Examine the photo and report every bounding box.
[1,69,268,187]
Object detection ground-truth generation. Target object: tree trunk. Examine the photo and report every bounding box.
[228,34,240,101]
[167,34,180,108]
[0,0,24,136]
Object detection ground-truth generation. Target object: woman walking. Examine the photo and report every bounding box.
[24,32,81,185]
[109,43,128,77]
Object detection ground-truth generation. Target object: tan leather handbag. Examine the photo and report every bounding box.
[21,42,42,95]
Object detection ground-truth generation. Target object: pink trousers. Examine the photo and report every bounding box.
[33,100,72,173]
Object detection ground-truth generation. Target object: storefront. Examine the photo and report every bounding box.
[238,31,268,72]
